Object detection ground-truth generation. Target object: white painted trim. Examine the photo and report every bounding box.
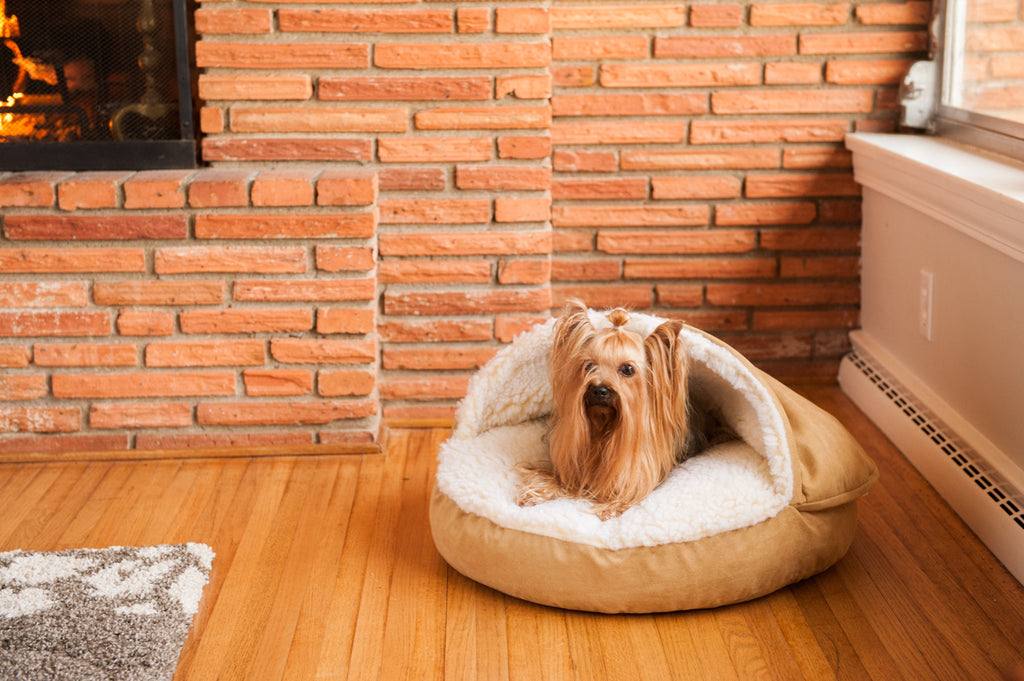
[845,133,1024,264]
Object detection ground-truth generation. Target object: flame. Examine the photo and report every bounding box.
[0,1,19,40]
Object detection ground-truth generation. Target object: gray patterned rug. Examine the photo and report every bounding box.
[0,543,214,681]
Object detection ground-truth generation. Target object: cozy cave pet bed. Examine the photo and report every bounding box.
[429,311,878,613]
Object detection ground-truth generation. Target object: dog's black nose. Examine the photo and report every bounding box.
[586,384,612,405]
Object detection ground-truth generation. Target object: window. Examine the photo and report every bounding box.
[901,0,1024,160]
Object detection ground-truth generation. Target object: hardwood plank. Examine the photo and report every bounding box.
[659,609,741,681]
[505,598,574,681]
[444,569,511,681]
[766,589,839,681]
[714,606,773,680]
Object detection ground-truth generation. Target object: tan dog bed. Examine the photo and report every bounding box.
[429,311,877,613]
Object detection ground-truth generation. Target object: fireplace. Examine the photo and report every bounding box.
[0,0,195,170]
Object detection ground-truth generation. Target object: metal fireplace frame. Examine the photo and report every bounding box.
[2,0,196,171]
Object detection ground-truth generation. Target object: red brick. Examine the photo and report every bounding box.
[456,8,489,33]
[654,284,705,307]
[552,120,688,145]
[117,310,175,337]
[552,284,653,309]
[456,165,551,191]
[202,138,372,162]
[145,340,265,367]
[707,282,859,306]
[198,75,311,101]
[0,172,69,208]
[621,148,779,170]
[383,346,498,371]
[375,42,550,69]
[379,231,550,256]
[820,201,861,223]
[716,202,818,225]
[497,136,551,160]
[711,89,874,114]
[200,107,225,133]
[234,279,375,302]
[0,375,47,400]
[552,36,648,60]
[690,4,743,26]
[496,7,550,33]
[0,312,110,337]
[780,255,859,278]
[197,400,376,426]
[601,63,761,88]
[155,246,306,274]
[415,106,551,131]
[498,259,550,285]
[798,31,927,54]
[651,176,742,200]
[123,170,193,209]
[760,228,860,251]
[94,281,225,306]
[0,408,80,433]
[552,66,597,87]
[318,369,376,397]
[231,106,406,133]
[320,76,491,101]
[195,8,273,33]
[244,370,314,396]
[494,197,552,223]
[316,170,379,206]
[551,5,686,29]
[379,377,469,401]
[378,320,493,343]
[826,59,915,85]
[317,308,376,335]
[690,119,849,144]
[270,338,377,364]
[34,343,137,367]
[57,172,131,210]
[552,93,707,117]
[319,431,377,446]
[251,170,315,207]
[596,229,756,254]
[4,215,187,240]
[384,289,552,315]
[382,404,456,421]
[551,259,622,281]
[195,42,369,69]
[52,372,236,398]
[195,213,375,239]
[316,246,375,273]
[0,282,87,308]
[187,169,253,207]
[557,229,613,252]
[0,346,31,368]
[553,150,618,173]
[90,403,193,429]
[552,205,708,228]
[380,261,492,284]
[379,198,491,224]
[496,75,551,100]
[855,1,930,24]
[654,34,796,58]
[180,309,313,334]
[378,168,446,191]
[624,257,777,280]
[378,137,492,164]
[753,309,859,331]
[745,172,861,198]
[135,432,312,450]
[765,62,823,85]
[783,147,853,169]
[0,434,127,453]
[0,249,145,273]
[279,9,452,33]
[750,3,850,25]
[552,177,647,200]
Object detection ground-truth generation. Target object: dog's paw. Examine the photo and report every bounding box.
[592,500,629,521]
[515,466,560,507]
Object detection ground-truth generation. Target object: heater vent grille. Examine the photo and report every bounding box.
[847,350,1024,533]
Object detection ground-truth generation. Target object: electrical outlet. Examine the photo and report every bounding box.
[919,270,934,340]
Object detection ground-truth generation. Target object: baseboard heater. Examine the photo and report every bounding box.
[839,337,1024,585]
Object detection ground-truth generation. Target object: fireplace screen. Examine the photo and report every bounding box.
[1,0,195,170]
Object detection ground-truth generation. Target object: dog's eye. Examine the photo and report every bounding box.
[584,362,596,373]
[618,363,635,377]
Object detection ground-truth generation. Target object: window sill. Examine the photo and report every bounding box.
[845,132,1024,264]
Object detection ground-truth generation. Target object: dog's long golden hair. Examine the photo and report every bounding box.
[519,301,692,519]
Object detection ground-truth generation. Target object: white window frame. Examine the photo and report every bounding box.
[902,0,1024,161]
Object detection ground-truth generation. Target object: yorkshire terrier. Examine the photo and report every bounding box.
[516,301,710,520]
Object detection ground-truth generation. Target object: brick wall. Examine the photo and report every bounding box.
[0,0,930,453]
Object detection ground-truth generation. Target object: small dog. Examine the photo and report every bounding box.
[517,301,708,520]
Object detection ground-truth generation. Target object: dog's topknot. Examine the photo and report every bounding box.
[607,308,630,328]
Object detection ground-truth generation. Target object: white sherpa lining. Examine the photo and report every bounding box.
[436,311,793,550]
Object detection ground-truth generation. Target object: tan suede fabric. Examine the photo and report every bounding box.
[430,341,878,613]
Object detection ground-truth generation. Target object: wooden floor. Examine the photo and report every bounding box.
[1,384,1022,681]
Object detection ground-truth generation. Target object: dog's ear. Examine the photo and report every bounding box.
[552,299,593,360]
[644,319,687,388]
